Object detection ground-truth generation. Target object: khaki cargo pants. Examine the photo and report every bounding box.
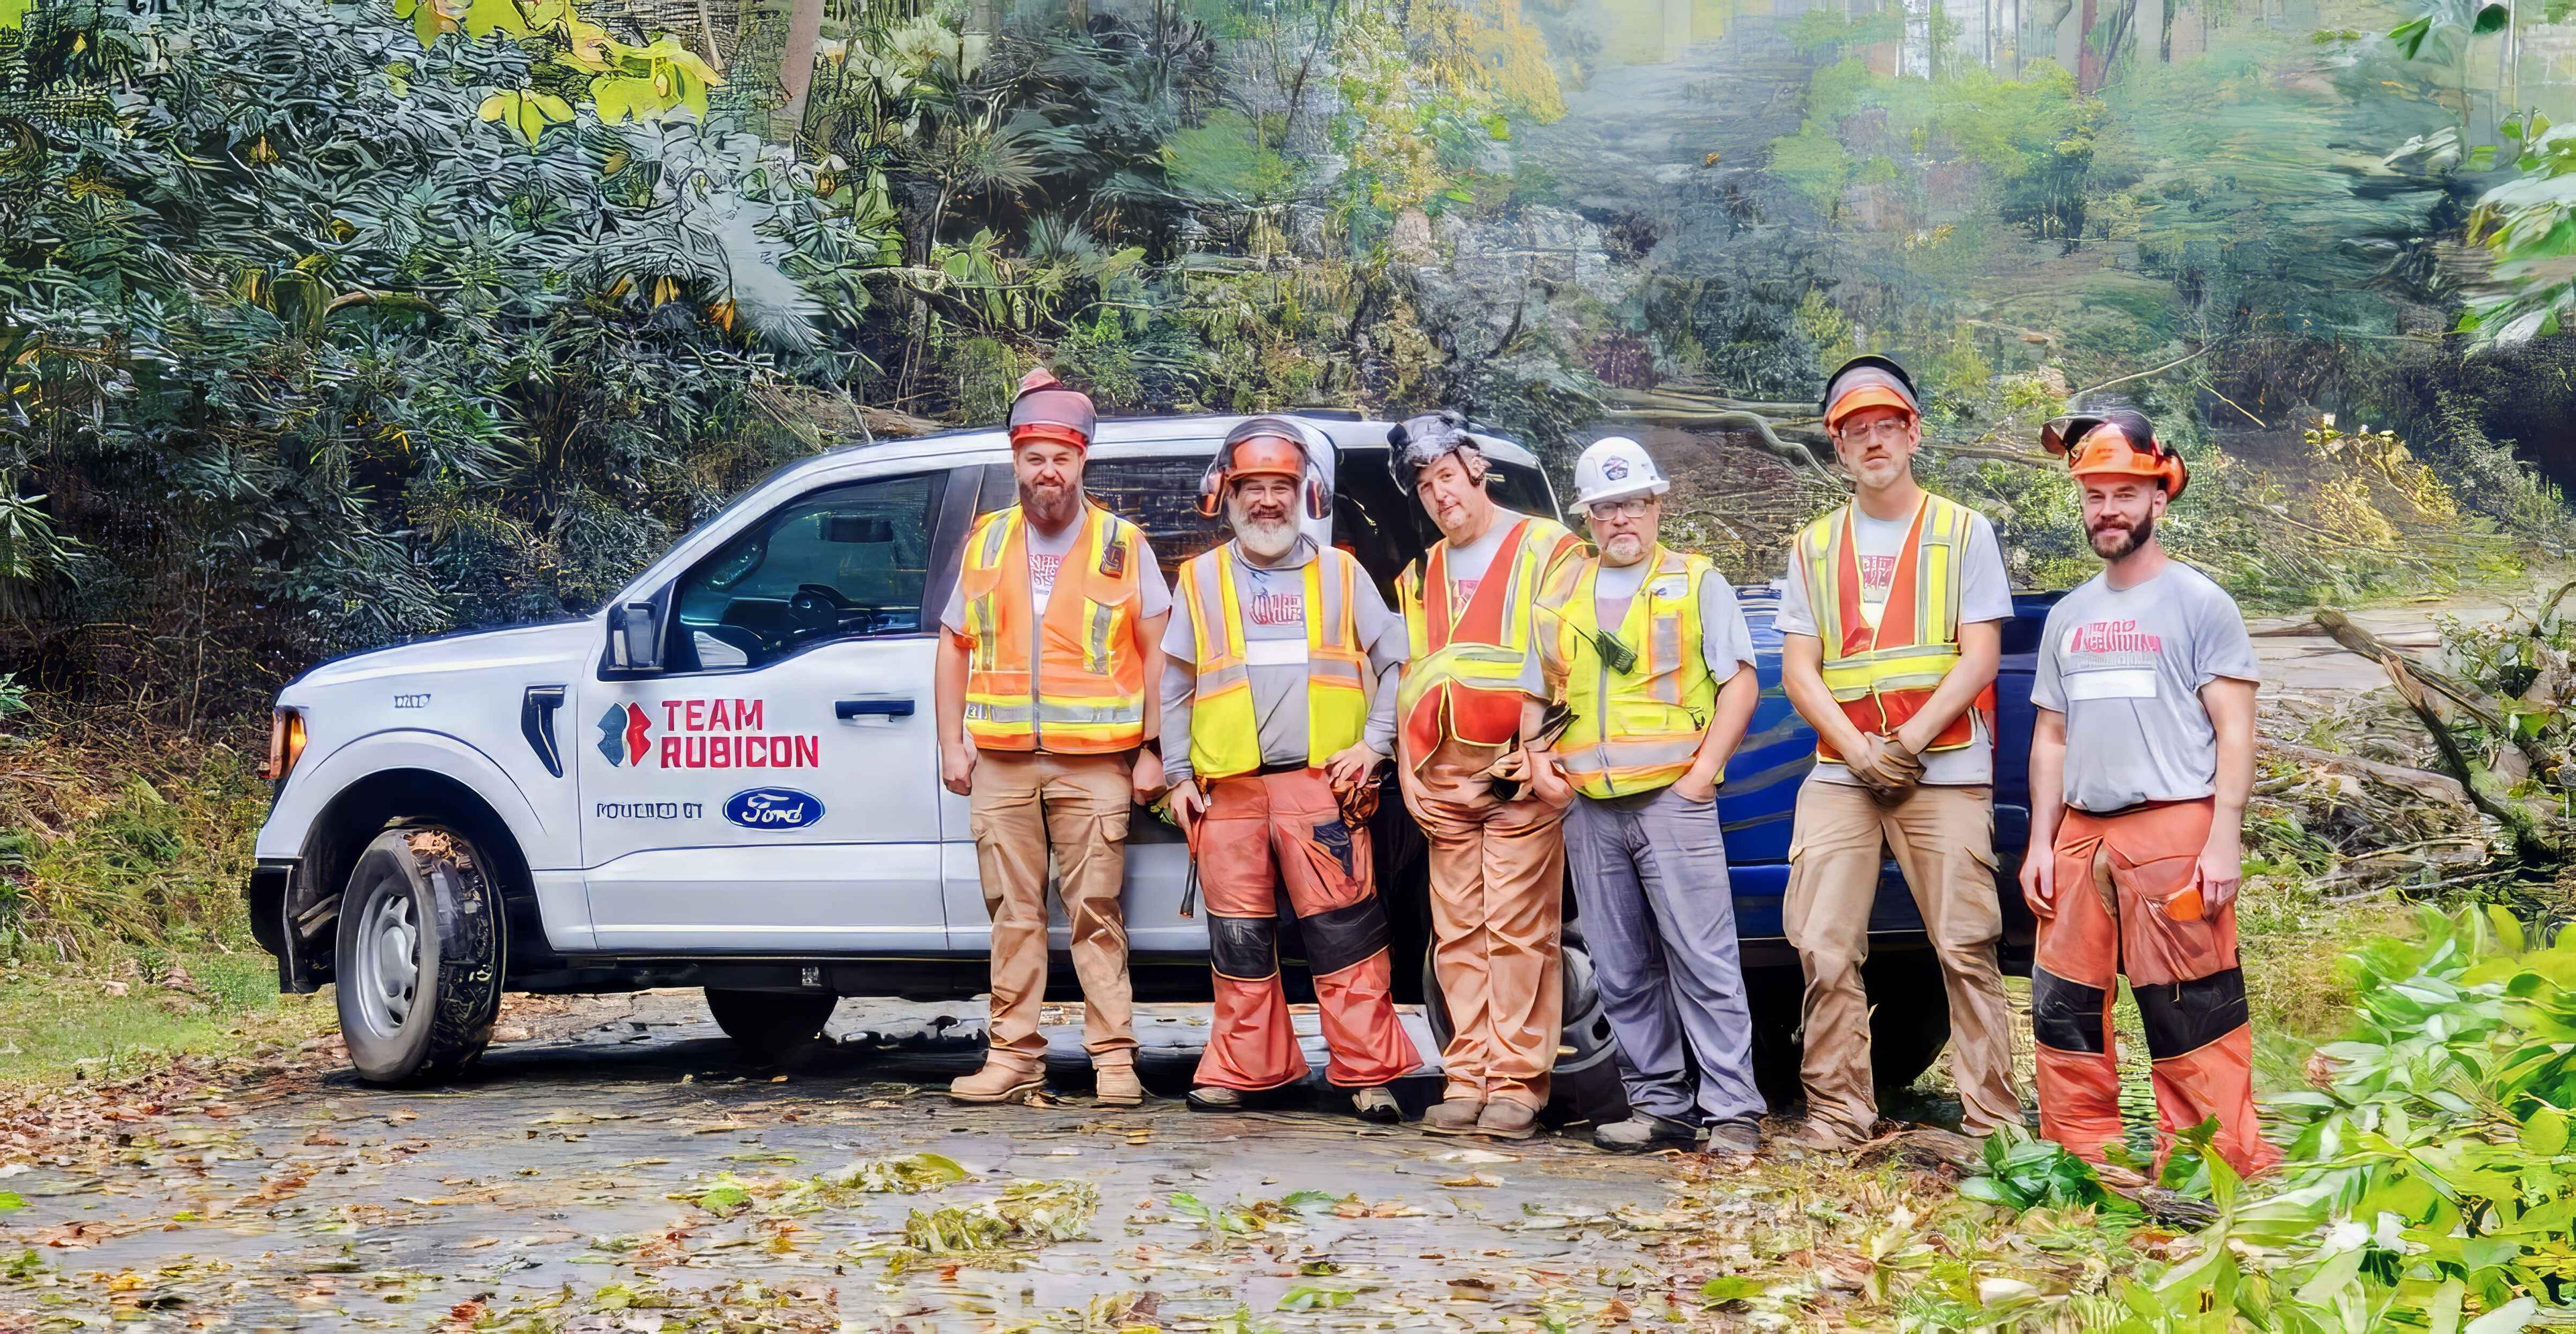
[968,748,1137,1070]
[1783,778,2022,1139]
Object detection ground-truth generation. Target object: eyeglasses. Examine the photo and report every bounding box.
[1833,417,1913,445]
[1586,497,1654,521]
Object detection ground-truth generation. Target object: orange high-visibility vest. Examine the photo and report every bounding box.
[1794,494,1997,764]
[1394,515,1582,766]
[957,502,1150,754]
[1178,542,1371,780]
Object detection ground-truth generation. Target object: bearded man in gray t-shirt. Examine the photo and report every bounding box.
[2020,408,2280,1178]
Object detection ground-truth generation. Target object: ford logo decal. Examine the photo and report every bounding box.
[724,788,824,830]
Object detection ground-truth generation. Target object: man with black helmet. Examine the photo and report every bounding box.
[1776,356,2025,1149]
[1385,412,1587,1140]
[1161,418,1421,1122]
[2022,409,2279,1176]
[934,369,1170,1108]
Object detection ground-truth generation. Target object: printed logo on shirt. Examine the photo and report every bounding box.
[1248,588,1305,627]
[2064,619,2164,655]
[1028,552,1064,598]
[2060,619,2165,701]
[1858,554,1898,597]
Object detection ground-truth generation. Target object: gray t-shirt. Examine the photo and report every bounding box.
[1159,537,1407,784]
[1587,562,1757,690]
[1776,503,2012,786]
[938,501,1172,632]
[2033,564,2258,813]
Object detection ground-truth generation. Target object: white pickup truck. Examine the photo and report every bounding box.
[244,415,1646,1107]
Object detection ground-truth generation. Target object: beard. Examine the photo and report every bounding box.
[1600,531,1650,565]
[1231,506,1299,561]
[1020,480,1081,530]
[2089,511,2154,560]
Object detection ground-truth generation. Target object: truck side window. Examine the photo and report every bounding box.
[670,471,945,672]
[978,455,1221,592]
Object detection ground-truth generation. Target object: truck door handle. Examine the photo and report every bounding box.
[523,685,568,776]
[837,697,915,719]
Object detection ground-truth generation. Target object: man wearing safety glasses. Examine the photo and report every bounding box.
[1775,355,2025,1151]
[1542,438,1766,1155]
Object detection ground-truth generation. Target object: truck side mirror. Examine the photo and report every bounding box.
[610,601,663,672]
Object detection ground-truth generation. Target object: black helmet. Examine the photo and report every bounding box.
[1386,410,1484,493]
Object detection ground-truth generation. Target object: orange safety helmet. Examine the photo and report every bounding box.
[1195,417,1330,519]
[2041,407,2188,499]
[1007,368,1097,452]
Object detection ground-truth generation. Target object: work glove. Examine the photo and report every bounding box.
[1843,734,1922,807]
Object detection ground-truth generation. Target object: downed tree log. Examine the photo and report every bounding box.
[1595,398,1837,480]
[1875,1127,2222,1230]
[2313,609,2565,863]
[2262,740,2472,807]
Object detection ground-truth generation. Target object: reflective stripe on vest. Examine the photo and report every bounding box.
[1394,516,1577,766]
[958,503,1149,753]
[1556,546,1717,799]
[1795,494,1994,762]
[1181,542,1371,780]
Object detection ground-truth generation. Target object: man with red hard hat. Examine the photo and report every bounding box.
[2022,407,2280,1175]
[1161,417,1421,1122]
[1777,354,2025,1150]
[935,368,1171,1107]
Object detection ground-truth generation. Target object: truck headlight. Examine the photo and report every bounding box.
[264,708,307,782]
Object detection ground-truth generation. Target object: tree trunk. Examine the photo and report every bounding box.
[776,0,826,143]
[2159,0,2174,61]
[2076,0,2098,89]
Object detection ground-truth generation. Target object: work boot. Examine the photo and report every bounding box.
[1421,1096,1485,1135]
[1705,1119,1764,1157]
[948,1058,1044,1105]
[1351,1086,1402,1124]
[1592,1113,1699,1153]
[1779,1117,1863,1153]
[1474,1099,1541,1141]
[1093,1062,1145,1107]
[1184,1085,1243,1113]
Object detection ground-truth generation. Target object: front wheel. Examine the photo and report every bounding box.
[334,827,503,1084]
[704,988,838,1062]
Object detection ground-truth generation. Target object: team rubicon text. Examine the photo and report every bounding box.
[597,699,821,769]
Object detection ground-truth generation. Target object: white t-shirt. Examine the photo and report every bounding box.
[1589,562,1757,688]
[1776,503,2012,786]
[939,503,1172,633]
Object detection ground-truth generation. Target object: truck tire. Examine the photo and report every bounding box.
[1747,952,1956,1111]
[1419,938,1626,1125]
[335,827,503,1084]
[704,988,838,1062]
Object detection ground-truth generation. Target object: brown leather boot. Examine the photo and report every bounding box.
[1421,1096,1485,1135]
[948,1058,1044,1105]
[1474,1099,1541,1140]
[1093,1062,1145,1107]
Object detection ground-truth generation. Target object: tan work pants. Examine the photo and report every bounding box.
[968,749,1137,1068]
[1784,778,2022,1138]
[1405,745,1569,1111]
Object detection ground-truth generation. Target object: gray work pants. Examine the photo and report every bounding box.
[1565,783,1766,1125]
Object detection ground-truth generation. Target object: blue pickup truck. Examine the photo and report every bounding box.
[245,411,2044,1102]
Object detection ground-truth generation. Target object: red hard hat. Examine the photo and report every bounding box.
[1197,417,1329,519]
[2042,408,2188,499]
[1007,368,1096,451]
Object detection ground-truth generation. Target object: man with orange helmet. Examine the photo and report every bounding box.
[1161,418,1421,1122]
[935,369,1171,1108]
[2022,407,2280,1176]
[1777,355,2025,1150]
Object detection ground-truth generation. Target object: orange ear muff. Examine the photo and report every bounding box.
[1306,478,1332,521]
[2163,454,2190,501]
[1195,458,1226,517]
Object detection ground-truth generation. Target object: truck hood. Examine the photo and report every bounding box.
[283,620,598,696]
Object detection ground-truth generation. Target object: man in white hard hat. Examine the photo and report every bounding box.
[1541,438,1767,1153]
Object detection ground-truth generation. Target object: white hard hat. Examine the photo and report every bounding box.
[1573,437,1670,509]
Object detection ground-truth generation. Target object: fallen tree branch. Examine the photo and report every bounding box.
[2262,741,2471,806]
[1881,1128,2222,1230]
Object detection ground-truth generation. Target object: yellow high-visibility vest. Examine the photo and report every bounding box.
[1793,493,1991,761]
[1179,542,1371,779]
[1555,546,1717,799]
[957,503,1150,754]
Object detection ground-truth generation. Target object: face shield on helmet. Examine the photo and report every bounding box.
[1006,368,1097,452]
[1385,411,1487,495]
[1195,417,1332,520]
